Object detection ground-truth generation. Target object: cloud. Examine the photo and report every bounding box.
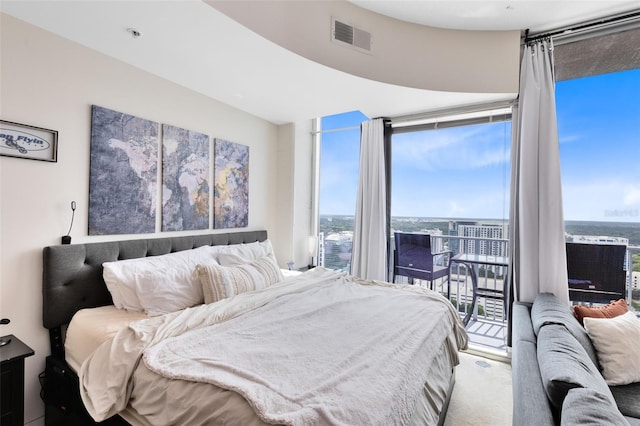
[447,200,466,217]
[563,179,640,221]
[559,134,582,145]
[392,124,510,172]
[624,185,640,205]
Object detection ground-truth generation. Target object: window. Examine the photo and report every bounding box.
[317,110,368,271]
[390,107,513,351]
[557,68,640,308]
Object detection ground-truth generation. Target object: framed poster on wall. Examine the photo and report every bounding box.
[0,120,58,162]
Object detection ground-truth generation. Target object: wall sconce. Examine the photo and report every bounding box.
[308,236,318,269]
[61,201,76,245]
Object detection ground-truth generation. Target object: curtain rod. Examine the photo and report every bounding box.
[310,124,360,135]
[385,99,516,124]
[525,9,640,44]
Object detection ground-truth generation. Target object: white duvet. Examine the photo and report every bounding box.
[80,267,467,425]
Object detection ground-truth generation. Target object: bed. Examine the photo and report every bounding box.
[42,230,468,425]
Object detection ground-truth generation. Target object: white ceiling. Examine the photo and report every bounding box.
[2,1,638,124]
[350,1,639,32]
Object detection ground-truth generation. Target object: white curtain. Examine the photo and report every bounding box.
[351,118,387,281]
[509,39,569,304]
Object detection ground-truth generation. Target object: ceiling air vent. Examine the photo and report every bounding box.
[332,18,372,53]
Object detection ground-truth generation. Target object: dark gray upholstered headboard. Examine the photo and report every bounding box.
[42,230,267,357]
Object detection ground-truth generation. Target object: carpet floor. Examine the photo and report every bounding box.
[443,351,513,426]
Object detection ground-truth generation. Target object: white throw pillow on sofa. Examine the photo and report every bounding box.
[583,311,640,386]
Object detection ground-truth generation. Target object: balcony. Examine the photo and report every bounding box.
[403,234,510,354]
[318,227,640,355]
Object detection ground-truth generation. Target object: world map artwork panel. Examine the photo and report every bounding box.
[89,105,158,235]
[214,139,249,229]
[162,124,210,231]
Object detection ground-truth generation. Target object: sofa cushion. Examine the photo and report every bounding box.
[611,382,640,418]
[512,340,556,426]
[537,324,615,409]
[560,388,630,426]
[531,292,599,368]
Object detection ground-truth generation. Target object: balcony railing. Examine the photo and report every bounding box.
[627,247,640,311]
[406,234,510,352]
[318,230,639,353]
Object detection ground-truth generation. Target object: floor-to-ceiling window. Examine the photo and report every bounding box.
[550,18,640,309]
[390,106,512,352]
[317,110,368,272]
[557,68,640,309]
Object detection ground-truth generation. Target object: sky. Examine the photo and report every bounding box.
[319,68,640,223]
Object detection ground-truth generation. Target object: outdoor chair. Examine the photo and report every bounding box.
[393,232,452,293]
[566,242,627,304]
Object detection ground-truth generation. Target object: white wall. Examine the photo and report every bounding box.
[274,121,315,270]
[0,14,290,423]
[274,123,296,266]
[292,120,315,268]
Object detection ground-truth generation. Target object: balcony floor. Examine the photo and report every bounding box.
[410,279,509,353]
[465,317,508,352]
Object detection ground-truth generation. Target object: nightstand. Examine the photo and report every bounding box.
[0,334,35,426]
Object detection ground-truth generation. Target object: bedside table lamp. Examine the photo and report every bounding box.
[0,318,10,346]
[308,236,318,269]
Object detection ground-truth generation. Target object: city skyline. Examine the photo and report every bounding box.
[319,68,640,224]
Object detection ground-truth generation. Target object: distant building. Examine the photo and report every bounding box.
[568,235,629,245]
[449,221,509,257]
[319,231,353,272]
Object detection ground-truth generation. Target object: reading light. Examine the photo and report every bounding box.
[62,201,76,245]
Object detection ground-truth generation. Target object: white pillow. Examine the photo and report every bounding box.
[217,239,275,266]
[196,254,284,304]
[103,262,143,311]
[135,259,218,316]
[103,245,219,313]
[583,311,640,386]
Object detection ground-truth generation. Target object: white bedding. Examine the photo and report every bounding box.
[65,306,148,372]
[65,269,302,372]
[77,267,467,425]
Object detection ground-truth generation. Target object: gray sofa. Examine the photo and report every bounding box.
[512,293,640,425]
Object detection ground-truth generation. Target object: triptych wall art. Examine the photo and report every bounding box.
[162,124,210,232]
[88,105,249,235]
[214,138,249,229]
[89,106,158,235]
